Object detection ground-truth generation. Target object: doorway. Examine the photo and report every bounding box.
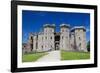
[55,33,60,50]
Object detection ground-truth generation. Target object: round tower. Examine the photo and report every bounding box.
[71,26,87,52]
[43,24,55,51]
[60,24,70,51]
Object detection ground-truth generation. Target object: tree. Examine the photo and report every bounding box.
[87,41,90,52]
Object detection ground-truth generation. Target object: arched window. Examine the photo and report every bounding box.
[50,37,52,39]
[45,45,46,48]
[51,45,52,48]
[62,36,63,39]
[79,37,81,40]
[45,36,47,40]
[41,45,43,49]
[31,36,33,40]
[79,43,81,48]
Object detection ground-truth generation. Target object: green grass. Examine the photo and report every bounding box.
[22,52,48,62]
[61,51,90,60]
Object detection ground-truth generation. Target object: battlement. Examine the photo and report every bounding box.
[60,24,70,28]
[43,24,55,28]
[24,23,87,53]
[71,26,86,32]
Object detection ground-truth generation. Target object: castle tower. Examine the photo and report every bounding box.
[33,33,38,52]
[71,26,87,52]
[27,33,34,52]
[70,32,75,51]
[37,32,44,52]
[60,24,70,51]
[43,24,55,51]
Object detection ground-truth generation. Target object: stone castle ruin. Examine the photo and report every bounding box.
[22,24,87,53]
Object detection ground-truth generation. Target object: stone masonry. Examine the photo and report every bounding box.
[23,24,87,53]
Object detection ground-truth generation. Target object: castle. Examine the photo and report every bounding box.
[22,24,87,53]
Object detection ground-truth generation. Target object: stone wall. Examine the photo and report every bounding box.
[70,32,75,51]
[33,35,37,52]
[23,24,87,53]
[71,27,87,52]
[43,24,55,51]
[60,24,70,51]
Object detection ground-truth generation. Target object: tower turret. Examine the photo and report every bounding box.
[71,26,87,52]
[43,24,55,51]
[60,24,70,51]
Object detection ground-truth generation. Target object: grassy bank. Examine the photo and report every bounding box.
[61,51,90,60]
[22,52,48,62]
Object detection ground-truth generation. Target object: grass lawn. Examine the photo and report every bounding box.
[61,51,90,60]
[22,52,48,62]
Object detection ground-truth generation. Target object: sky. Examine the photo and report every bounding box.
[22,10,90,43]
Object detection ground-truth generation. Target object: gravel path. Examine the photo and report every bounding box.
[37,50,60,62]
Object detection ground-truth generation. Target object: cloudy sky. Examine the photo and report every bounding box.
[22,10,90,43]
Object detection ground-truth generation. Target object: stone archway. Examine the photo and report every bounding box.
[54,33,60,50]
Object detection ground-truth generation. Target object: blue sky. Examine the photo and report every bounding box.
[22,10,90,43]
